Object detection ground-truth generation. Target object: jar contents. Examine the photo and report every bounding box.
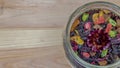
[70,9,120,66]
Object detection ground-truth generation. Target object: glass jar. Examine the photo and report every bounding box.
[63,1,120,68]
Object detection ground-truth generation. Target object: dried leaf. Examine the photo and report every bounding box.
[109,30,117,38]
[109,18,117,26]
[82,13,89,22]
[101,49,108,57]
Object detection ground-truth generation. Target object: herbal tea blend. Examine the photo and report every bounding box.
[70,9,120,66]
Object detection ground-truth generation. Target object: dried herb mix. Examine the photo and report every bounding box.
[70,9,120,66]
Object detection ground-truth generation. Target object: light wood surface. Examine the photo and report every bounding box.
[0,45,71,68]
[0,0,120,68]
[0,28,63,50]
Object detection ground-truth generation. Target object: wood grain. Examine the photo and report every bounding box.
[0,28,63,50]
[0,45,71,68]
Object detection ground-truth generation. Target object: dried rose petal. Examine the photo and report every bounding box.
[99,16,105,24]
[82,52,90,58]
[87,29,110,51]
[84,22,91,30]
[105,23,112,33]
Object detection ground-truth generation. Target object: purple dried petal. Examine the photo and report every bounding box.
[70,40,77,47]
[103,43,110,50]
[117,34,120,38]
[111,38,120,45]
[91,61,96,64]
[92,46,97,51]
[73,45,78,51]
[88,44,92,47]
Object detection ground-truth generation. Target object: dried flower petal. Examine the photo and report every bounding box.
[93,25,103,29]
[98,60,107,66]
[99,16,105,24]
[82,52,90,58]
[93,13,99,24]
[70,19,80,32]
[90,52,96,56]
[84,22,91,30]
[99,11,104,17]
[105,23,112,33]
[73,45,78,51]
[70,36,84,45]
[91,61,96,64]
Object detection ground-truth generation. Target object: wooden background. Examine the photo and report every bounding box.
[0,0,119,68]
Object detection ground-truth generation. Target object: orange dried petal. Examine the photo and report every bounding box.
[70,19,80,32]
[99,11,104,17]
[105,23,112,33]
[93,13,99,23]
[103,9,110,14]
[98,16,105,24]
[104,14,110,22]
[98,60,107,66]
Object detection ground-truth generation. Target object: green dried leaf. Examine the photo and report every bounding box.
[109,30,117,38]
[101,49,108,57]
[82,13,89,22]
[109,18,117,26]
